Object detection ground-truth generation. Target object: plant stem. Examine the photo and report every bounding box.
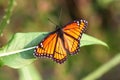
[0,0,15,35]
[82,53,120,80]
[18,63,42,80]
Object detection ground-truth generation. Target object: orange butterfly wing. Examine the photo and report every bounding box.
[63,19,88,55]
[52,37,67,63]
[34,32,67,64]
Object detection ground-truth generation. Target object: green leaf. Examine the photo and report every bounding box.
[81,34,108,47]
[0,32,47,68]
[0,32,108,68]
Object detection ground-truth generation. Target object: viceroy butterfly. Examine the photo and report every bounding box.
[34,19,88,64]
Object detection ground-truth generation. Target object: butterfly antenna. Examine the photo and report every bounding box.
[58,8,62,25]
[48,18,59,26]
[48,8,62,28]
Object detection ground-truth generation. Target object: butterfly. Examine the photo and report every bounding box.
[34,19,88,64]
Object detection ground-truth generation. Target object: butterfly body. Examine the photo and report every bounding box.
[34,19,88,64]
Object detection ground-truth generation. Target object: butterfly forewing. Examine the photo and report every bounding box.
[63,19,88,55]
[34,33,57,58]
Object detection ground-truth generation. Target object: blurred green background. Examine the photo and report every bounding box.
[0,0,120,80]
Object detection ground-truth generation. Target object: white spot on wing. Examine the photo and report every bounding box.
[80,19,83,22]
[77,21,80,26]
[40,43,43,47]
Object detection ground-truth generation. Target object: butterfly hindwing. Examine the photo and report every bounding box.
[53,37,67,63]
[63,33,80,55]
